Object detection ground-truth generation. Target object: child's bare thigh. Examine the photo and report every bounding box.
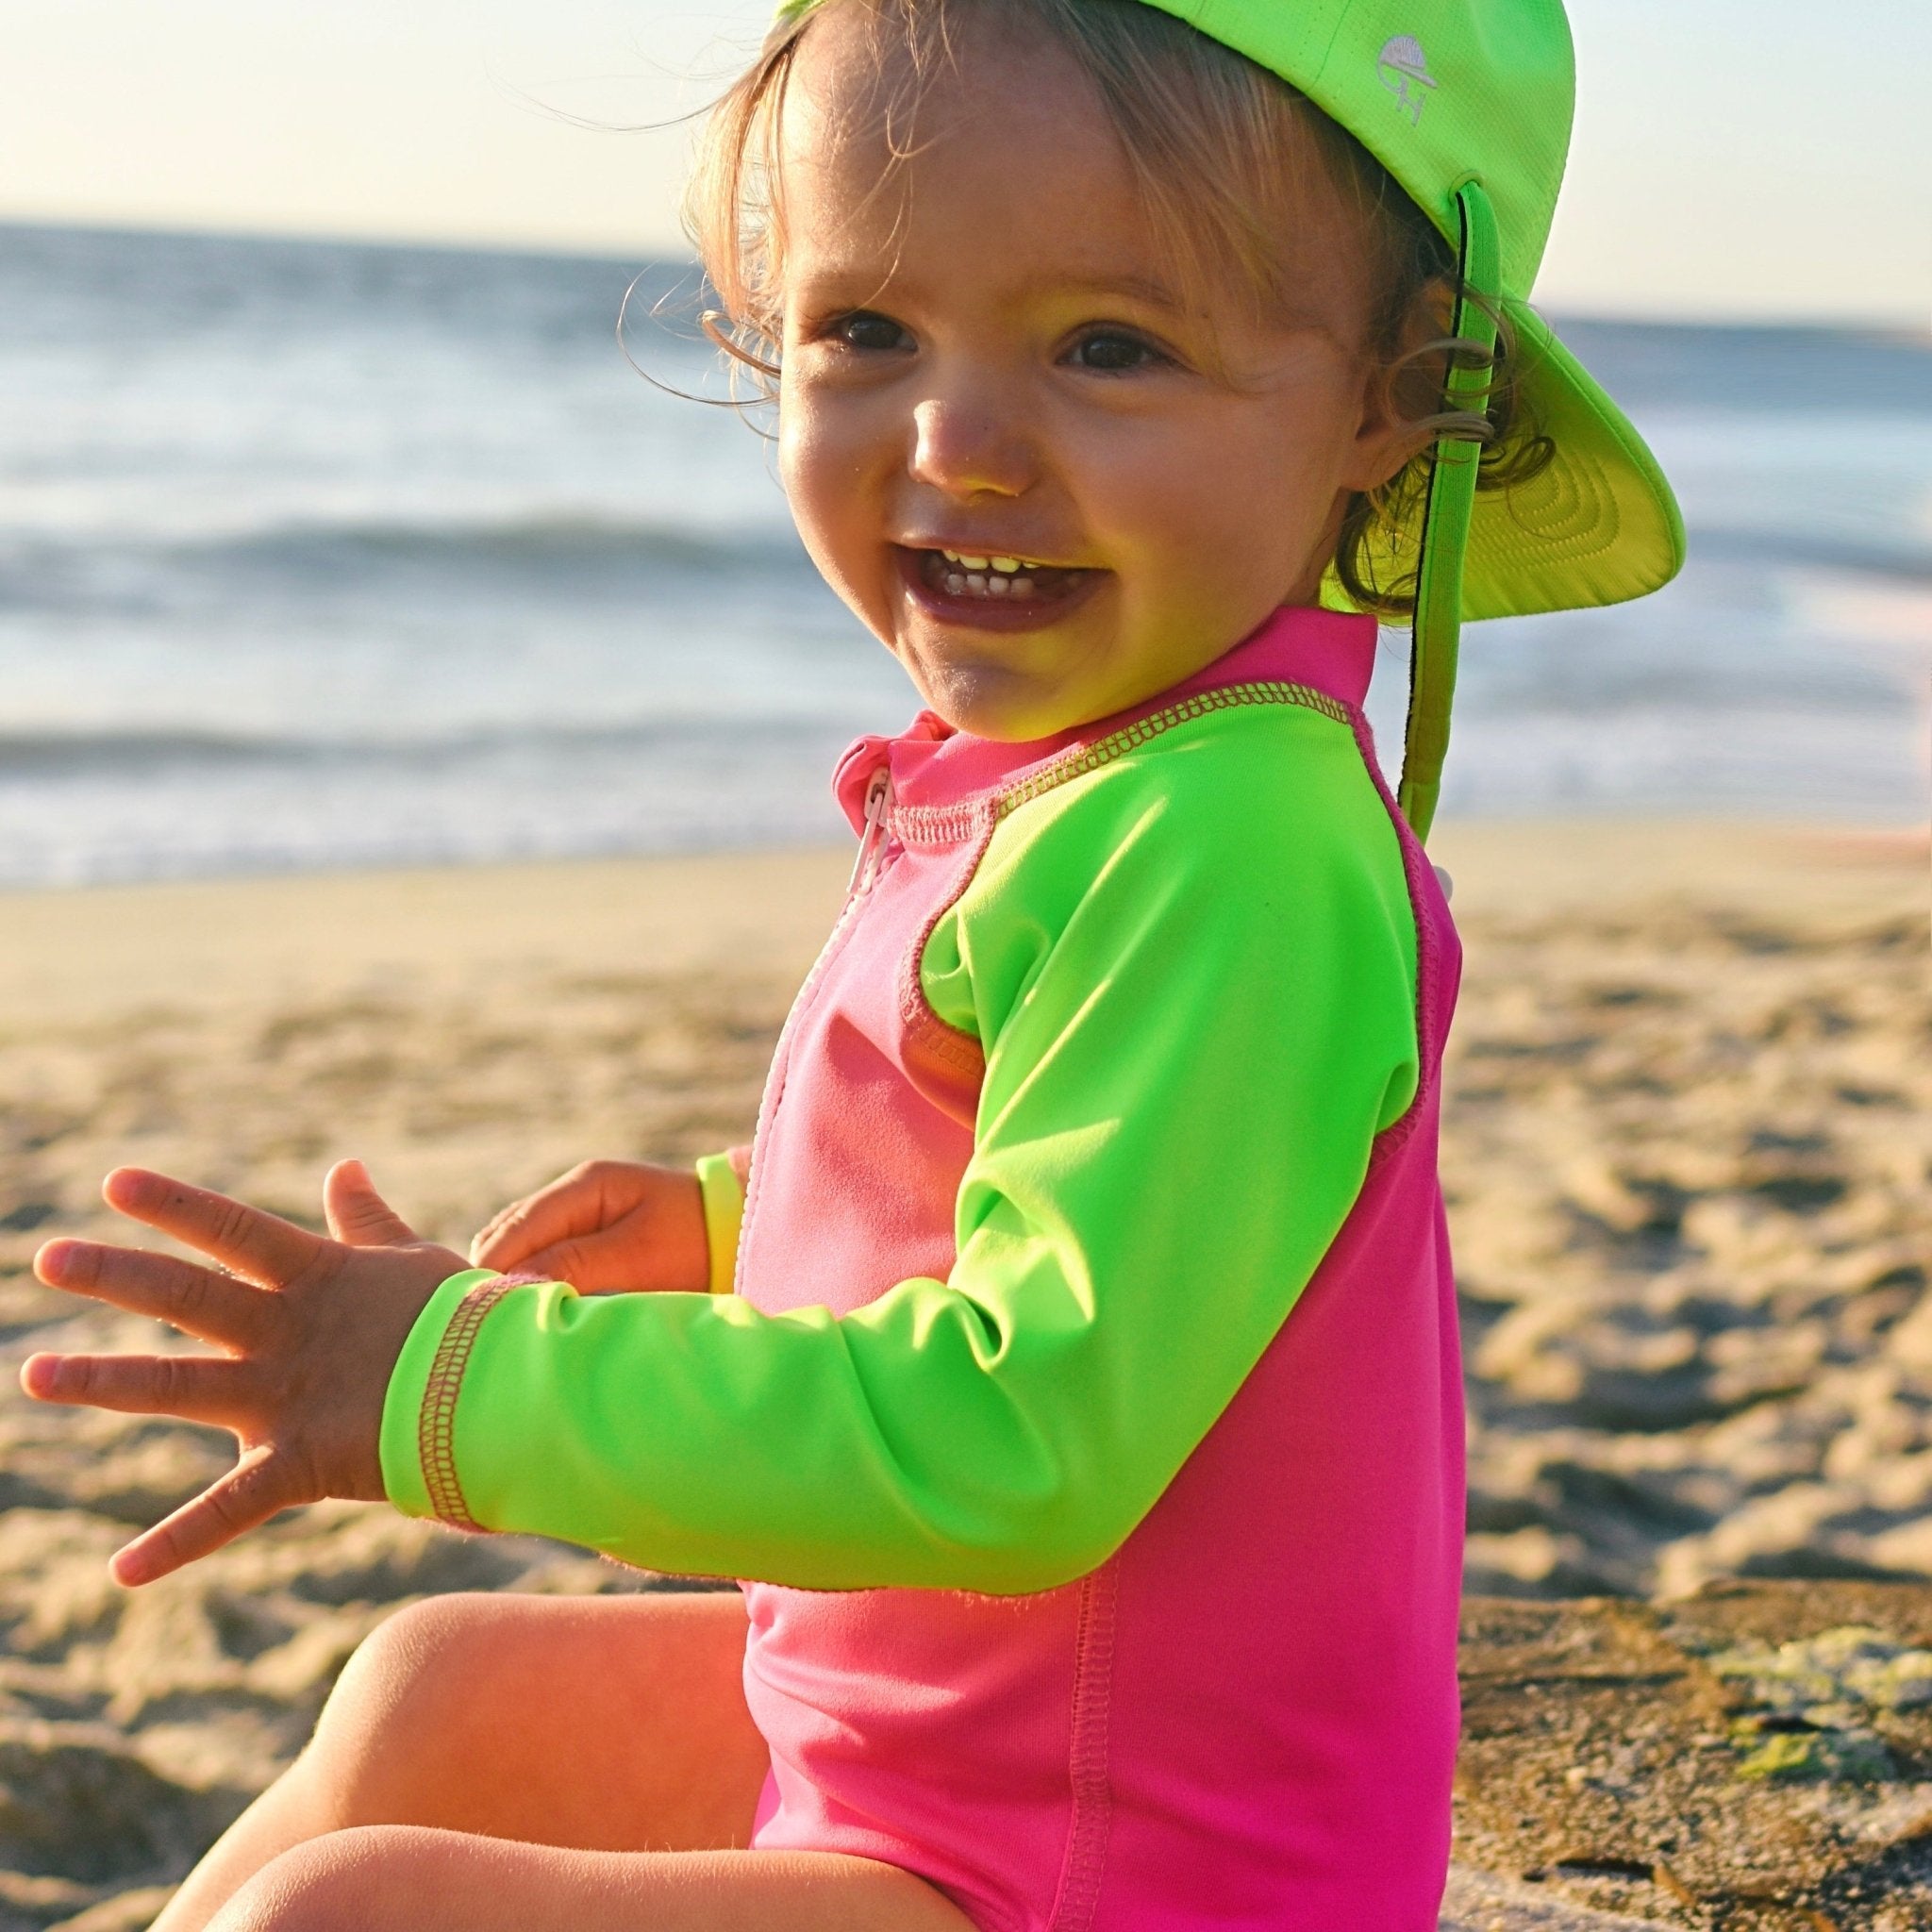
[214,1832,975,1932]
[314,1585,769,1848]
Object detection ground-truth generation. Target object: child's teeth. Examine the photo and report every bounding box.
[930,548,1053,598]
[936,549,1039,576]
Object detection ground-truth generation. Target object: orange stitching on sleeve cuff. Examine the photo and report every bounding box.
[418,1275,520,1530]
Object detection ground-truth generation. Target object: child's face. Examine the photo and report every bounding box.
[774,5,1419,741]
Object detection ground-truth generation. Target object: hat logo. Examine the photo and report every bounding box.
[1377,35,1438,125]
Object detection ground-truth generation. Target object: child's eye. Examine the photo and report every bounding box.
[829,310,911,353]
[1065,329,1169,373]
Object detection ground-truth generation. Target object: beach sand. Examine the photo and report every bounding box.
[0,819,1924,1927]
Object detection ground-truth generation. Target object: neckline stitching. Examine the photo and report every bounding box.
[886,680,1355,845]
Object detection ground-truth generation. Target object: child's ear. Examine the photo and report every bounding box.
[1341,276,1461,494]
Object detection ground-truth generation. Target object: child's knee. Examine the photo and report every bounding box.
[308,1594,508,1814]
[207,1828,425,1932]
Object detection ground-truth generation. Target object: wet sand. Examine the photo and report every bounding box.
[0,821,1924,1927]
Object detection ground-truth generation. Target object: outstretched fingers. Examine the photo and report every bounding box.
[102,1167,322,1288]
[34,1237,271,1348]
[19,1347,253,1424]
[109,1447,294,1587]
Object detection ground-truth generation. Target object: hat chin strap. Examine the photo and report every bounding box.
[1395,179,1503,846]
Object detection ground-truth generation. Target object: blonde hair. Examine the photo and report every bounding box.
[683,0,1552,616]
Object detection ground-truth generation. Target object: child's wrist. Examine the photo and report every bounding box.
[378,1267,504,1522]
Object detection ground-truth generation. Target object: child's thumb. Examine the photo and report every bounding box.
[324,1158,421,1248]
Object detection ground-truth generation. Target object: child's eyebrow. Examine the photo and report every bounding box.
[1038,271,1188,312]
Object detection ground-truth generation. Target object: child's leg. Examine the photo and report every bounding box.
[208,1833,975,1932]
[156,1589,771,1932]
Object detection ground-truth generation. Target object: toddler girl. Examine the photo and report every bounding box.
[25,0,1681,1925]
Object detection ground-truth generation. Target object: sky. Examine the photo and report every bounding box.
[2,0,1925,326]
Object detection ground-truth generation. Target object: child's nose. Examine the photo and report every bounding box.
[908,396,1036,500]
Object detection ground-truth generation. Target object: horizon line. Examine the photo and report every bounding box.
[4,210,1925,341]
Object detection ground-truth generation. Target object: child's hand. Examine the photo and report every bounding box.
[468,1159,708,1294]
[23,1160,462,1588]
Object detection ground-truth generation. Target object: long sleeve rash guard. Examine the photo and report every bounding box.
[378,675,1421,1594]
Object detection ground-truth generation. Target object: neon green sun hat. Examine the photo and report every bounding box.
[1125,0,1684,839]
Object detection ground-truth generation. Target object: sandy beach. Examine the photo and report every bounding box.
[0,818,1924,1928]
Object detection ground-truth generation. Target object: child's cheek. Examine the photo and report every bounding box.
[778,389,850,550]
[774,377,821,518]
[777,387,896,639]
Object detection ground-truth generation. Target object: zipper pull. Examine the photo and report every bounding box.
[846,766,893,896]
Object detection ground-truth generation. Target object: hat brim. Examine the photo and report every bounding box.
[1453,305,1686,621]
[1329,306,1687,623]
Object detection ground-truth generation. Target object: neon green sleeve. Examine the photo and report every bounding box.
[378,702,1418,1591]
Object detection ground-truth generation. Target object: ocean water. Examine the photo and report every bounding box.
[1,223,1926,888]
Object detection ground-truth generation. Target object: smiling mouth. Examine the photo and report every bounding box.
[902,545,1097,622]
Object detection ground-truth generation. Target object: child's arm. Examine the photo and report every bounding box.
[27,716,1418,1597]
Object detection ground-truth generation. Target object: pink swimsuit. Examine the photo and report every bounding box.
[733,610,1465,1930]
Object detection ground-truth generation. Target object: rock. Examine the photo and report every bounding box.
[1707,1624,1932,1718]
[1457,1583,1932,1929]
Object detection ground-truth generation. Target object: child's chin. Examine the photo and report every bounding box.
[907,658,1089,744]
